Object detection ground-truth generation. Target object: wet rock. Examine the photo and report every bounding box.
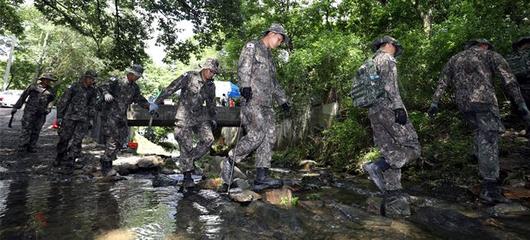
[233,178,251,190]
[137,156,164,168]
[329,202,391,226]
[299,160,317,172]
[229,190,261,203]
[507,179,526,188]
[262,187,293,206]
[159,168,175,175]
[503,187,530,200]
[152,174,180,187]
[301,170,333,190]
[115,163,137,176]
[411,207,495,240]
[94,229,136,240]
[270,168,290,174]
[486,203,529,217]
[383,195,411,218]
[366,196,384,215]
[198,178,223,190]
[96,175,127,182]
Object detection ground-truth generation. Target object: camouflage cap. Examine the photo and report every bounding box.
[262,23,290,44]
[83,69,98,80]
[199,58,220,74]
[512,36,530,50]
[38,72,57,81]
[372,36,403,56]
[126,64,144,78]
[465,38,494,50]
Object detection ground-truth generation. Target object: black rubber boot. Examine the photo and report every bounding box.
[100,160,117,177]
[479,180,510,204]
[182,170,196,189]
[221,157,235,185]
[26,146,37,153]
[253,167,282,191]
[363,157,390,193]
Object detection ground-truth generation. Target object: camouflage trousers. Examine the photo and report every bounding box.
[228,105,275,168]
[369,105,421,191]
[101,116,128,162]
[19,110,47,150]
[463,110,503,180]
[175,121,214,172]
[56,119,90,162]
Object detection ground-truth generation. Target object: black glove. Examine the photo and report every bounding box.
[518,103,530,124]
[281,102,291,116]
[427,102,439,119]
[394,108,407,125]
[241,87,252,101]
[211,119,218,130]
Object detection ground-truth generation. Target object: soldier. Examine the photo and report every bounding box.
[154,58,219,189]
[506,36,530,130]
[428,39,530,204]
[54,70,98,169]
[11,73,57,152]
[220,23,292,191]
[99,64,158,176]
[362,36,421,206]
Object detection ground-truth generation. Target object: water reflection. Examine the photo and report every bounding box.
[174,190,224,239]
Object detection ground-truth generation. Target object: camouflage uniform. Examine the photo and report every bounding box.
[432,45,526,180]
[369,50,421,191]
[228,39,289,168]
[55,76,97,163]
[100,76,149,162]
[155,70,216,172]
[13,75,56,151]
[506,37,530,111]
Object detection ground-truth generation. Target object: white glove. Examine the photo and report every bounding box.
[104,93,114,102]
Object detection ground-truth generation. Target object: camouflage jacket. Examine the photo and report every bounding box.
[100,77,149,120]
[506,48,530,84]
[13,82,55,114]
[370,50,405,111]
[155,71,216,126]
[238,40,288,108]
[56,81,97,122]
[433,46,525,113]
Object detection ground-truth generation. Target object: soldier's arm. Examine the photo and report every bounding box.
[133,86,150,109]
[154,73,189,104]
[99,77,116,96]
[431,63,452,105]
[88,88,97,119]
[206,84,217,118]
[13,85,33,109]
[237,42,256,88]
[379,57,404,110]
[56,86,73,119]
[491,52,525,105]
[272,77,288,105]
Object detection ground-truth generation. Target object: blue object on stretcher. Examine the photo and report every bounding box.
[227,82,240,98]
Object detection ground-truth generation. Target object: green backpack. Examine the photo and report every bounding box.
[350,57,385,108]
